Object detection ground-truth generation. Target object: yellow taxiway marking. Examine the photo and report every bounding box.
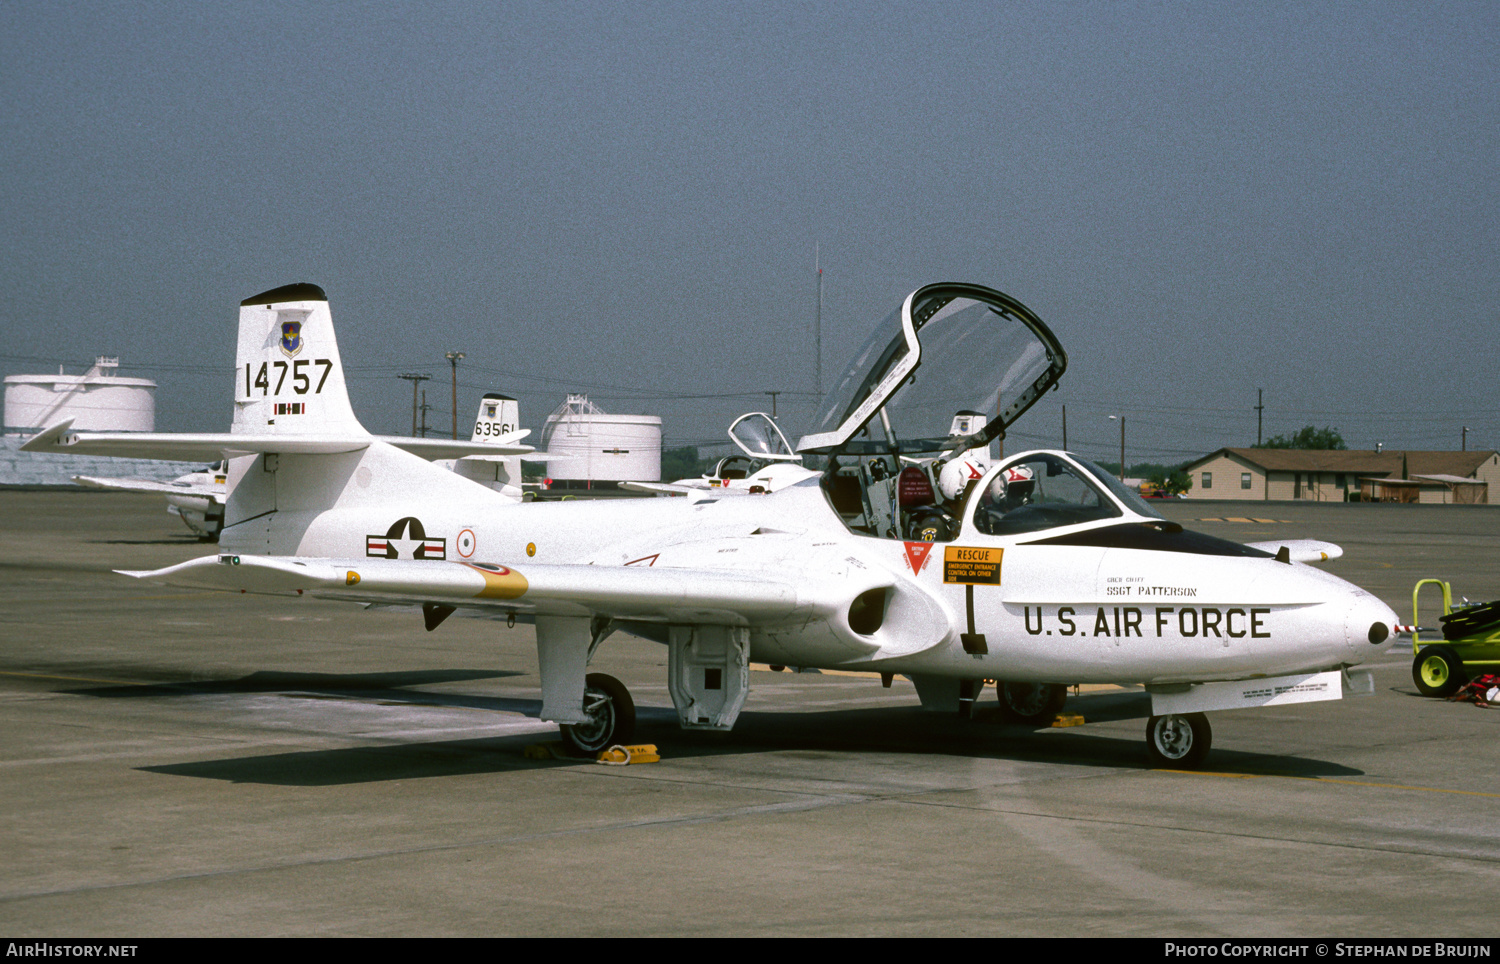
[1196,518,1290,524]
[1163,769,1500,798]
[0,670,148,687]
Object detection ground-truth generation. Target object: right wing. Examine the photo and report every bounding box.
[117,553,887,630]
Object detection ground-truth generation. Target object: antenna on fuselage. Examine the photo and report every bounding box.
[814,243,822,406]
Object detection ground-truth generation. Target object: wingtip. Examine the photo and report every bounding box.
[19,419,75,453]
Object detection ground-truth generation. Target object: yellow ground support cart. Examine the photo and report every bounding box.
[1410,579,1500,697]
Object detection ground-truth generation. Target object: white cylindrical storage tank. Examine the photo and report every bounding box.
[4,358,155,435]
[542,394,662,484]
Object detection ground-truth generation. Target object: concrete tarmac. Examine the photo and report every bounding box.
[1,490,1498,937]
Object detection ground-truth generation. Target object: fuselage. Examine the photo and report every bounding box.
[234,445,1397,687]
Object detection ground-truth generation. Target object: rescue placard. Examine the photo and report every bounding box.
[944,546,1002,585]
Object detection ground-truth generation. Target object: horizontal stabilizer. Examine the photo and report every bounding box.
[1245,539,1343,563]
[23,421,533,462]
[25,422,369,461]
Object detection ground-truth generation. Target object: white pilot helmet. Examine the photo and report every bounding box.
[937,456,988,501]
[1000,464,1036,500]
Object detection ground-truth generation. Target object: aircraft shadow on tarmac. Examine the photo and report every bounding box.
[101,674,1367,785]
[67,668,528,708]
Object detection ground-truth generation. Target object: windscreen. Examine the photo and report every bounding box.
[1078,458,1166,519]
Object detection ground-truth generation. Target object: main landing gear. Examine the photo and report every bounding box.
[560,673,636,755]
[1145,713,1212,770]
[997,681,1068,725]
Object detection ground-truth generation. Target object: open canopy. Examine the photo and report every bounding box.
[796,283,1067,456]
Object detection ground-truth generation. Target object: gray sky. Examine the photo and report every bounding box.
[2,1,1495,466]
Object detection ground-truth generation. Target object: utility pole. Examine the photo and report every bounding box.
[1062,404,1067,451]
[1256,389,1264,446]
[445,351,465,440]
[419,389,431,437]
[1463,426,1469,451]
[765,390,780,420]
[1109,415,1125,481]
[397,372,431,437]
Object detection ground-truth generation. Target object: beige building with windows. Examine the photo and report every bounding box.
[1181,448,1500,503]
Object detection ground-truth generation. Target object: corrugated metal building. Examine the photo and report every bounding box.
[1181,448,1500,503]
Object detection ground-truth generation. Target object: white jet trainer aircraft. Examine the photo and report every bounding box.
[28,282,1398,769]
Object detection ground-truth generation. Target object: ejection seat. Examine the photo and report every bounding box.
[899,465,955,542]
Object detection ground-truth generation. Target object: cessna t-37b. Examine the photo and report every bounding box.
[27,282,1397,768]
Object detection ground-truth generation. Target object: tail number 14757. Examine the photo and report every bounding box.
[243,360,333,397]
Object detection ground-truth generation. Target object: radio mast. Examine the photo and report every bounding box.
[814,243,822,403]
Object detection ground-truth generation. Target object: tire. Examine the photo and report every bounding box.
[1145,713,1212,770]
[560,673,636,755]
[1412,645,1466,698]
[998,682,1068,725]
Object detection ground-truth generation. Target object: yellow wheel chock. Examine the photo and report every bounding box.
[524,741,661,764]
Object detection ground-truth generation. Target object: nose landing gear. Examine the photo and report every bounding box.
[1145,713,1212,769]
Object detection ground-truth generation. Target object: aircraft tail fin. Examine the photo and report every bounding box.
[233,283,367,437]
[452,393,526,500]
[470,393,520,442]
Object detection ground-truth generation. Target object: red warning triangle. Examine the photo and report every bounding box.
[903,541,934,574]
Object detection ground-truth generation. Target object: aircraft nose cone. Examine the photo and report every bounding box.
[1345,591,1399,658]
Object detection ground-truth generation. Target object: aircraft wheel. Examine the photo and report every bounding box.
[1145,713,1212,770]
[998,682,1067,725]
[560,673,636,755]
[1412,645,1466,698]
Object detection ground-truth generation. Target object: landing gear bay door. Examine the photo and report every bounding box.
[795,283,1067,456]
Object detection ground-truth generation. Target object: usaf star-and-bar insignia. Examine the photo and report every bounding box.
[366,517,447,560]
